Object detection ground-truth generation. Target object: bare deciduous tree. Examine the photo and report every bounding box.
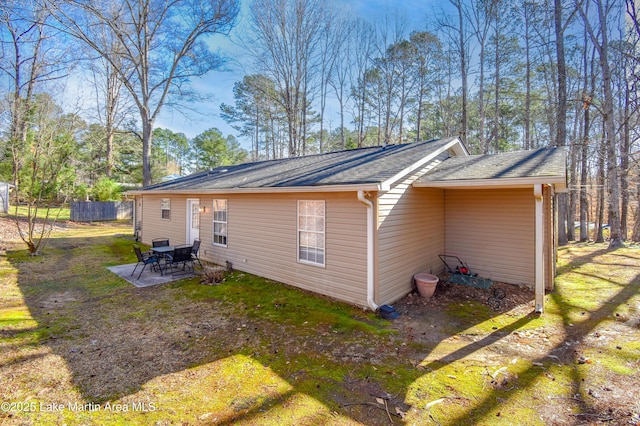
[14,94,80,254]
[1,1,67,186]
[578,0,624,248]
[327,14,355,150]
[246,0,330,157]
[555,0,570,246]
[466,0,496,152]
[84,42,133,178]
[1,1,74,254]
[435,0,471,142]
[553,0,580,245]
[46,0,239,185]
[349,19,376,148]
[409,31,441,142]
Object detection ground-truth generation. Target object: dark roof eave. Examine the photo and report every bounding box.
[413,176,567,191]
[125,182,381,196]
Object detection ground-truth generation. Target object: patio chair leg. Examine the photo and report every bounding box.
[137,264,147,279]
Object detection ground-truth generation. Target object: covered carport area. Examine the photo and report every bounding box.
[413,148,567,313]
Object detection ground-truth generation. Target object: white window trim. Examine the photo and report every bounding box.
[297,200,325,267]
[212,199,228,247]
[161,198,171,220]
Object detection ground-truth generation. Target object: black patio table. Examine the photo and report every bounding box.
[151,246,174,275]
[151,245,174,256]
[151,245,195,275]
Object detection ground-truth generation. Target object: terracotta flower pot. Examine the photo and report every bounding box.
[414,273,439,298]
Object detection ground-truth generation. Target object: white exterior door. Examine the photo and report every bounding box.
[186,199,200,245]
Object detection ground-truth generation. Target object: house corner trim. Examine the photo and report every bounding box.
[534,184,544,313]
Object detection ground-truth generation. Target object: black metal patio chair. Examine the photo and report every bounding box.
[165,245,195,275]
[191,239,203,269]
[150,238,171,259]
[152,238,170,247]
[132,245,161,279]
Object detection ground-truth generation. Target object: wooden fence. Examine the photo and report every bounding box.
[70,201,133,222]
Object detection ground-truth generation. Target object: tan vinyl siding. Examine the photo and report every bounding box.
[197,192,369,307]
[139,195,190,246]
[444,188,535,287]
[377,159,447,305]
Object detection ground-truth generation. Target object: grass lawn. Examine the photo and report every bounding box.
[5,205,71,221]
[0,221,639,425]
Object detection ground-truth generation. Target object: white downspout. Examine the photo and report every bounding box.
[358,190,378,311]
[534,184,544,313]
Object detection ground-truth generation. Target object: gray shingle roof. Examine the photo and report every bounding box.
[140,137,460,192]
[418,147,567,183]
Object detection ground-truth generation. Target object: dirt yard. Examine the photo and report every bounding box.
[1,216,639,425]
[0,215,21,249]
[0,214,68,254]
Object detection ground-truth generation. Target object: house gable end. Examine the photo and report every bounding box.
[379,137,467,191]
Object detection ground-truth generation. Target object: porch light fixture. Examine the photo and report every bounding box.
[199,206,206,213]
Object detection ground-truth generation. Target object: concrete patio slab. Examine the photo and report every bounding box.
[107,263,195,288]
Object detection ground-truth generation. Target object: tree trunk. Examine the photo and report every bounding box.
[595,141,605,243]
[479,39,487,152]
[579,99,590,242]
[568,140,577,241]
[554,0,568,246]
[459,4,468,142]
[619,71,631,240]
[415,88,424,142]
[142,119,154,186]
[632,182,640,241]
[523,3,532,150]
[587,0,623,248]
[580,32,595,242]
[493,14,500,154]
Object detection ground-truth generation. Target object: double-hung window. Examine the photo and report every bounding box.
[161,198,171,220]
[298,200,325,266]
[212,199,228,247]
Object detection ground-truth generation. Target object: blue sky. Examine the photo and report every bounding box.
[155,0,442,145]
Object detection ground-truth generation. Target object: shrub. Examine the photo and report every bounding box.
[201,267,226,285]
[92,178,122,201]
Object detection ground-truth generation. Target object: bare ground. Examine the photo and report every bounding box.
[0,214,69,254]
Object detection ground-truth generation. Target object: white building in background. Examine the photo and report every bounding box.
[0,182,13,214]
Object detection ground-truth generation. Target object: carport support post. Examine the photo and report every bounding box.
[534,184,544,313]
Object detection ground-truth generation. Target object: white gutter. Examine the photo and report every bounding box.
[413,176,567,192]
[357,190,378,311]
[534,184,544,313]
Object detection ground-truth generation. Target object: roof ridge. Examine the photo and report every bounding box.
[464,146,559,158]
[136,137,455,191]
[222,138,443,169]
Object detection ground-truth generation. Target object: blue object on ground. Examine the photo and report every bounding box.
[379,304,400,319]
